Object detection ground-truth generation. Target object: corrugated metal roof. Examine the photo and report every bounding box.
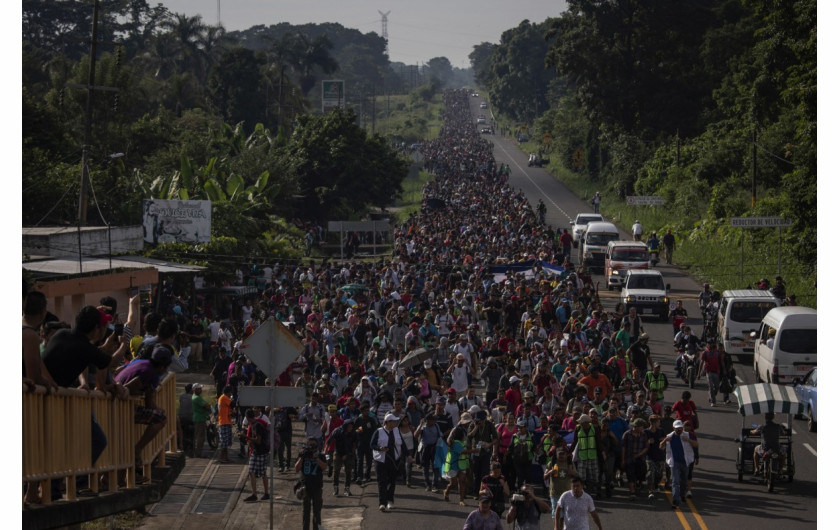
[23,256,205,276]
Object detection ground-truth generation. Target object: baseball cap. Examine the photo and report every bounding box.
[673,420,684,429]
[384,413,400,423]
[509,376,521,384]
[436,396,447,404]
[446,388,456,394]
[578,415,591,423]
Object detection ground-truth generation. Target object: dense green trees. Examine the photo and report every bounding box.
[22,0,413,262]
[472,1,815,272]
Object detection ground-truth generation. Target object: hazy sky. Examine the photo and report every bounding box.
[156,0,569,67]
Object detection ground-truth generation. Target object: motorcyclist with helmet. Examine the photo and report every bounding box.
[750,412,787,475]
[646,232,660,266]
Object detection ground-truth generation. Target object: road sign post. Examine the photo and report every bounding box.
[236,317,305,530]
[626,196,664,206]
[730,217,793,283]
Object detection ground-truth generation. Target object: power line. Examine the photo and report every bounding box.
[754,142,795,165]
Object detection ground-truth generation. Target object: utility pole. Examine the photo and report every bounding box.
[77,0,100,230]
[751,128,757,208]
[69,0,119,271]
[371,84,376,133]
[676,130,681,167]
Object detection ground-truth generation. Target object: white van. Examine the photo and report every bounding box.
[754,307,817,385]
[605,241,649,290]
[717,290,780,360]
[580,221,620,272]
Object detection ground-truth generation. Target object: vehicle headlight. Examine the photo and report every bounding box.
[610,269,619,275]
[663,296,669,303]
[625,295,635,303]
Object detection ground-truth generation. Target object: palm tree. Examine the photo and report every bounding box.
[162,13,206,81]
[291,33,339,96]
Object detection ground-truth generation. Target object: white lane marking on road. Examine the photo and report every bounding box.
[495,141,574,223]
[803,443,817,457]
[791,428,798,435]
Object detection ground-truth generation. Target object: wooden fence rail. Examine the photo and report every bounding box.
[22,372,177,505]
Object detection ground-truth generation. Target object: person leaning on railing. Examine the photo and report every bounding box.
[38,305,130,500]
[114,344,173,478]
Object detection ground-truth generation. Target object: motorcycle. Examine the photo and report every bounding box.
[733,383,798,490]
[183,407,220,457]
[649,248,660,267]
[757,448,785,492]
[676,348,699,388]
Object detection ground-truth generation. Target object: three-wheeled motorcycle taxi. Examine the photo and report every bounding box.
[734,383,801,491]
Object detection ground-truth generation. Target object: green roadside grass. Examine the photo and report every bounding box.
[513,141,816,308]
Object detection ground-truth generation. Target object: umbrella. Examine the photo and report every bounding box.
[398,347,434,369]
[734,383,805,417]
[426,198,446,210]
[339,283,369,294]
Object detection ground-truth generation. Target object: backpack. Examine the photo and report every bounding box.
[512,437,532,465]
[253,418,271,454]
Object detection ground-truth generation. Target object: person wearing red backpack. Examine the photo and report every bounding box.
[241,409,271,502]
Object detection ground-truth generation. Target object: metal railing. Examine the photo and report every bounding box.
[22,372,177,505]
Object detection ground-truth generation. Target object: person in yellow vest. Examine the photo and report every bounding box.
[571,415,603,498]
[643,363,669,409]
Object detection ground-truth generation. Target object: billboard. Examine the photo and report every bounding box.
[142,199,211,244]
[322,80,345,113]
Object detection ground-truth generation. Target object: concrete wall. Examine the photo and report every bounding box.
[33,267,158,324]
[23,225,144,258]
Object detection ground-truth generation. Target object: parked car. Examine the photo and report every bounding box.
[480,101,488,109]
[793,367,817,432]
[477,116,486,124]
[480,127,492,134]
[517,134,529,143]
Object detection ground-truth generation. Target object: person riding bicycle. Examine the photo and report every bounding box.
[662,229,675,264]
[750,412,787,475]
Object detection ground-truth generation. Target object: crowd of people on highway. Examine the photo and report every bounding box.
[182,89,705,528]
[24,89,719,528]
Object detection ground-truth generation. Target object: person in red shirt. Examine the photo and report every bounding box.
[497,328,515,354]
[505,376,523,413]
[559,229,573,260]
[672,391,698,430]
[700,342,723,407]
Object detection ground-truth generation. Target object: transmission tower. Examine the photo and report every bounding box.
[378,10,390,55]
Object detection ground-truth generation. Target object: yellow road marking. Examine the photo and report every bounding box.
[685,499,710,530]
[665,491,693,529]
